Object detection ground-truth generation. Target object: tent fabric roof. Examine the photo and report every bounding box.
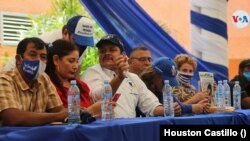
[80,0,228,87]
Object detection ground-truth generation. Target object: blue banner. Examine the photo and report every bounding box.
[80,0,228,88]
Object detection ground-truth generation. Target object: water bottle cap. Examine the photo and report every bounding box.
[104,80,109,84]
[235,81,239,84]
[164,80,169,84]
[70,80,77,85]
[223,80,228,83]
[218,80,222,84]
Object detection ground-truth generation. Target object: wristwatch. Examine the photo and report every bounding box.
[64,117,68,123]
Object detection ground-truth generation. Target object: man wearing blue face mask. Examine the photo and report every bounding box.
[0,37,67,126]
[230,59,250,109]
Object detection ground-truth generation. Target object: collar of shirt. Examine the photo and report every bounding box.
[14,67,41,92]
[102,67,116,79]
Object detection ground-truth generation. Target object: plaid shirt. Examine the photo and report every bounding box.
[0,68,62,113]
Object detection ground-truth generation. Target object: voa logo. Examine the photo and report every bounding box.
[232,10,249,29]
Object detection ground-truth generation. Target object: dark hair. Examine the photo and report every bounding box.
[16,37,47,57]
[140,67,163,102]
[62,24,86,56]
[62,25,67,34]
[45,39,85,94]
[140,67,162,93]
[129,46,149,58]
[239,59,250,70]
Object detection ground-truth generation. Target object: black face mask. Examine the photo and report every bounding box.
[80,110,96,124]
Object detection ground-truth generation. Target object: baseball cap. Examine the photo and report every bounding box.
[96,34,124,52]
[66,16,94,47]
[239,59,250,69]
[152,57,179,87]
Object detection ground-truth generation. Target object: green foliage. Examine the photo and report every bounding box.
[78,46,99,77]
[2,52,11,67]
[26,0,87,36]
[25,0,106,75]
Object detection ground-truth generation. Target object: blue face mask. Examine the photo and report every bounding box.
[243,72,250,81]
[21,60,46,80]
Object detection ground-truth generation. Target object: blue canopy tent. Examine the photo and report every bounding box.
[80,0,228,89]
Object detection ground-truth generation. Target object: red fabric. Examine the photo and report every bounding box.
[54,78,91,109]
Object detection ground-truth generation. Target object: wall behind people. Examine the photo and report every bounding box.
[136,0,250,80]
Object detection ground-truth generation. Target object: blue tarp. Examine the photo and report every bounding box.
[80,0,228,88]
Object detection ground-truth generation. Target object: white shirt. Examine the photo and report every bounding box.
[81,64,161,118]
[38,29,62,43]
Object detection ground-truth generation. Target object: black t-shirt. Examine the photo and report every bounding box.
[230,75,250,108]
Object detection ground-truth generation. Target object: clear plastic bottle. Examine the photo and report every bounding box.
[233,81,241,110]
[162,80,174,117]
[67,80,81,124]
[102,80,113,120]
[223,80,231,107]
[216,81,225,112]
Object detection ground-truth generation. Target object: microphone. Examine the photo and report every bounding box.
[80,110,96,124]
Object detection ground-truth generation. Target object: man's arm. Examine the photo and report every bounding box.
[82,65,125,101]
[109,75,124,95]
[0,73,67,126]
[0,106,67,126]
[81,66,105,101]
[109,54,128,95]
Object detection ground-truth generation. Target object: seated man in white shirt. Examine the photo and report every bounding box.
[81,34,181,118]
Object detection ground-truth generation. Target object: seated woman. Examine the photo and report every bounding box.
[174,54,210,104]
[140,57,210,114]
[45,39,101,117]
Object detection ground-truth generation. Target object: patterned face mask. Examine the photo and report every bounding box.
[176,71,194,85]
[21,59,46,80]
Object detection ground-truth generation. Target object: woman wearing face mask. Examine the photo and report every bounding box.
[140,57,210,114]
[45,39,103,117]
[174,54,210,104]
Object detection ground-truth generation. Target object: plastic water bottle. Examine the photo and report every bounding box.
[102,80,112,120]
[67,80,81,124]
[223,80,231,107]
[216,81,225,112]
[162,80,174,117]
[233,81,241,110]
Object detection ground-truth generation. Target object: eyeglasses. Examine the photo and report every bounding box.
[131,57,152,62]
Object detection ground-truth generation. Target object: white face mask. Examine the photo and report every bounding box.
[35,61,46,79]
[21,59,46,80]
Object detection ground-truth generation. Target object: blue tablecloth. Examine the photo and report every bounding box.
[0,110,250,141]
